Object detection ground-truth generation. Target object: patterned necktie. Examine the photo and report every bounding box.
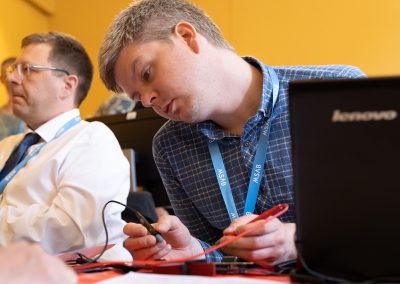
[0,132,41,181]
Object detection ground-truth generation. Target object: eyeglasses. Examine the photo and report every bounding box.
[6,63,70,78]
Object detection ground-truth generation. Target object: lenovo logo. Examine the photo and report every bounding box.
[332,109,397,122]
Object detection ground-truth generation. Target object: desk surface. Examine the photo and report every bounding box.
[78,270,121,283]
[78,271,292,284]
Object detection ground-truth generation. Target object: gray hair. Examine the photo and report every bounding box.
[99,0,233,93]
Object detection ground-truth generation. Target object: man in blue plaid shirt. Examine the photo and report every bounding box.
[99,0,365,265]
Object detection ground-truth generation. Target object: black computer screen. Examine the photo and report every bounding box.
[88,108,170,206]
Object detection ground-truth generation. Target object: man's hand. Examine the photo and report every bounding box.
[219,215,297,266]
[0,241,77,284]
[123,214,204,260]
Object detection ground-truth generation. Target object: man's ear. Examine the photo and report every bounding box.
[61,74,79,100]
[174,22,200,53]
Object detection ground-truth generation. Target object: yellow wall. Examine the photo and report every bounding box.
[3,0,400,117]
[49,0,132,118]
[228,0,400,76]
[0,0,49,106]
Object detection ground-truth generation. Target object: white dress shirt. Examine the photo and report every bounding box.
[0,109,130,257]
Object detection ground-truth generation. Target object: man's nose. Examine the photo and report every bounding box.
[7,69,22,85]
[140,89,158,108]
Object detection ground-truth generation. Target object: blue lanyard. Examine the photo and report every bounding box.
[207,67,279,221]
[0,116,81,194]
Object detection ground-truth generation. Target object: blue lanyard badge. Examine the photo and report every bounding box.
[208,67,279,220]
[0,116,81,193]
[208,140,239,221]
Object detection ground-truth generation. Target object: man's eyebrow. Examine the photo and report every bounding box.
[131,58,137,75]
[131,56,142,78]
[128,58,142,100]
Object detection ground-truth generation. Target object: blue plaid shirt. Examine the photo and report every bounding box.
[153,57,365,261]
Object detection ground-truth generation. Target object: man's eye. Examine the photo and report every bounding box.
[143,67,151,82]
[21,65,30,74]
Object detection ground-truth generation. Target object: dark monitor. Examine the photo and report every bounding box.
[289,76,400,282]
[88,108,170,207]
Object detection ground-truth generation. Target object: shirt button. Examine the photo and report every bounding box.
[244,141,251,147]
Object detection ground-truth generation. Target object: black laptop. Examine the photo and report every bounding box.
[289,77,400,282]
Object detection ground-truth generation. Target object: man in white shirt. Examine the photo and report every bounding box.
[2,32,130,257]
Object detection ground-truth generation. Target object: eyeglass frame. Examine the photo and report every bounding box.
[6,63,70,78]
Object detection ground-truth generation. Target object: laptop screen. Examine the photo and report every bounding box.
[289,76,400,282]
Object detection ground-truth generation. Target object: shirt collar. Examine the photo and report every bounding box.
[242,56,274,117]
[33,109,81,142]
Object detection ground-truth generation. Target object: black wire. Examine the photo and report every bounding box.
[297,253,348,283]
[74,200,145,265]
[77,200,114,264]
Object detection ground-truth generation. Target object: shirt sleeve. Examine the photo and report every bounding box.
[198,239,225,262]
[0,122,130,254]
[335,65,367,78]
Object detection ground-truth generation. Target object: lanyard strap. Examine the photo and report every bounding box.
[0,116,81,193]
[208,139,239,220]
[208,67,280,220]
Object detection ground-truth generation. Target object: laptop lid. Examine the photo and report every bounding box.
[289,76,400,282]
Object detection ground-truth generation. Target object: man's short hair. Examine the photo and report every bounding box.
[22,32,93,106]
[99,0,233,93]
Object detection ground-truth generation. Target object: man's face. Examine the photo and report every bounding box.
[7,43,67,126]
[114,36,211,123]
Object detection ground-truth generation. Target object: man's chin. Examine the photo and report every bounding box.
[155,109,197,123]
[11,107,25,119]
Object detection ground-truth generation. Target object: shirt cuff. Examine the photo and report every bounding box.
[197,238,224,262]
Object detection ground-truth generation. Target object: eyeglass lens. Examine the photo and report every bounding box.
[6,63,29,77]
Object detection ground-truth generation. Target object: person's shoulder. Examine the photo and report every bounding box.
[154,120,177,139]
[68,121,125,160]
[81,120,119,141]
[153,120,196,145]
[274,65,366,80]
